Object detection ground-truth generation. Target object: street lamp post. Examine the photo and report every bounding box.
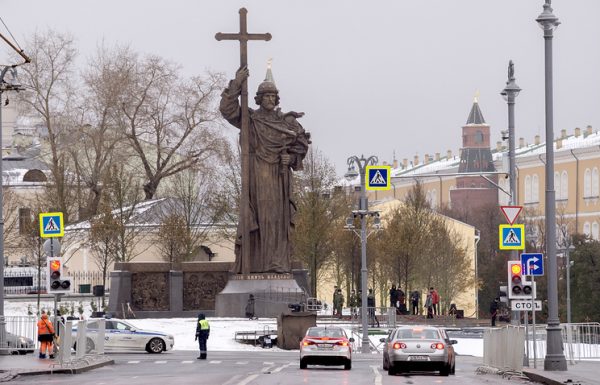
[536,0,567,371]
[501,60,521,324]
[344,154,379,354]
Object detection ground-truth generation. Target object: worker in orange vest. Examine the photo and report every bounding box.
[37,311,55,359]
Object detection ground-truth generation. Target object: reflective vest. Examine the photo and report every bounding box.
[199,319,209,330]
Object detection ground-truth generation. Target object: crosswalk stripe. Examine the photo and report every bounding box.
[236,361,248,365]
[127,361,140,364]
[263,362,274,365]
[155,360,167,364]
[209,360,221,364]
[181,361,193,364]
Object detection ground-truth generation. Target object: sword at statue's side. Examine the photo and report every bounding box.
[215,8,271,274]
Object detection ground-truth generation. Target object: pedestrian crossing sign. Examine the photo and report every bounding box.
[499,224,525,250]
[365,165,391,191]
[39,212,64,238]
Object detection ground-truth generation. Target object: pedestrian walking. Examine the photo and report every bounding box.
[430,287,440,315]
[367,289,379,327]
[245,294,256,320]
[389,285,397,308]
[332,286,339,316]
[349,290,357,318]
[424,292,434,319]
[335,288,344,318]
[195,313,210,359]
[37,310,55,359]
[490,297,500,327]
[410,290,420,315]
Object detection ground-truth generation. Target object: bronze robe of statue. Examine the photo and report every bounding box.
[220,81,310,274]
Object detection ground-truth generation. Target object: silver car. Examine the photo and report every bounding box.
[299,326,354,370]
[381,326,456,376]
[73,318,174,354]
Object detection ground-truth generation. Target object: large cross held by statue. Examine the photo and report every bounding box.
[215,8,271,274]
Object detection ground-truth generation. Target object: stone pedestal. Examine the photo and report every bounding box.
[215,273,307,317]
[277,312,316,350]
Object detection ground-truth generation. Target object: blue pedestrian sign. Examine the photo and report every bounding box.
[498,224,525,250]
[39,212,64,238]
[521,253,544,276]
[365,165,391,191]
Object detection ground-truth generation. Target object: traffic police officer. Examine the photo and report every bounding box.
[195,313,210,359]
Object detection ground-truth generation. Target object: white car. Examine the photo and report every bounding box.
[73,318,174,354]
[299,326,353,370]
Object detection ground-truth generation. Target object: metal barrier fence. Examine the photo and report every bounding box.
[4,270,109,295]
[483,325,526,372]
[526,322,600,364]
[0,315,38,353]
[348,307,397,329]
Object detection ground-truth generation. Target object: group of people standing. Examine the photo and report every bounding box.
[424,287,440,318]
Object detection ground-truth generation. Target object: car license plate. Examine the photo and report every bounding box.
[318,343,333,349]
[409,355,429,361]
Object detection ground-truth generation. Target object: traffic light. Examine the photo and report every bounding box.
[508,261,533,299]
[498,285,508,303]
[47,258,72,293]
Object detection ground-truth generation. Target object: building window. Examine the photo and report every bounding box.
[593,167,599,197]
[583,222,591,237]
[593,222,599,240]
[554,172,561,199]
[524,175,532,203]
[584,168,592,197]
[560,171,568,201]
[18,208,32,235]
[431,189,437,209]
[532,174,539,202]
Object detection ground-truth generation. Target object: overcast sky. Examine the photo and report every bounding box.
[2,0,599,175]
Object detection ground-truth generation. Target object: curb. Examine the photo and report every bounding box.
[15,358,114,376]
[523,369,585,385]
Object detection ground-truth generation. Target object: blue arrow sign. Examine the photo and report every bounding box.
[521,253,544,276]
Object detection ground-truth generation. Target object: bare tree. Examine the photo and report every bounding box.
[162,166,227,260]
[68,45,132,219]
[103,163,147,263]
[293,148,350,297]
[15,29,79,221]
[156,214,189,269]
[118,54,226,200]
[89,203,120,307]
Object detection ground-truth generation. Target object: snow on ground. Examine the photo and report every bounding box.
[5,300,483,356]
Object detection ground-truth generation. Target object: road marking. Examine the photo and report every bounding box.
[236,361,248,365]
[154,360,167,364]
[127,361,140,364]
[236,374,259,385]
[210,360,222,364]
[272,362,294,373]
[371,365,382,385]
[263,361,274,365]
[181,360,193,364]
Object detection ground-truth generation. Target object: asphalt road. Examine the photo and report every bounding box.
[9,351,535,385]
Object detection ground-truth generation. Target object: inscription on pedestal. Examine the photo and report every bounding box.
[231,273,293,280]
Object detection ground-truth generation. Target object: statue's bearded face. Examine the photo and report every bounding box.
[260,92,278,111]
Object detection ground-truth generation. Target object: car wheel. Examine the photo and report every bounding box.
[440,364,450,376]
[388,363,396,376]
[300,358,307,369]
[344,359,352,370]
[147,338,165,354]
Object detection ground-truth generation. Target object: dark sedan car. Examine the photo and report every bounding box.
[381,325,456,376]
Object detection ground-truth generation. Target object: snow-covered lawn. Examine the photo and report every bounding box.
[5,300,483,356]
